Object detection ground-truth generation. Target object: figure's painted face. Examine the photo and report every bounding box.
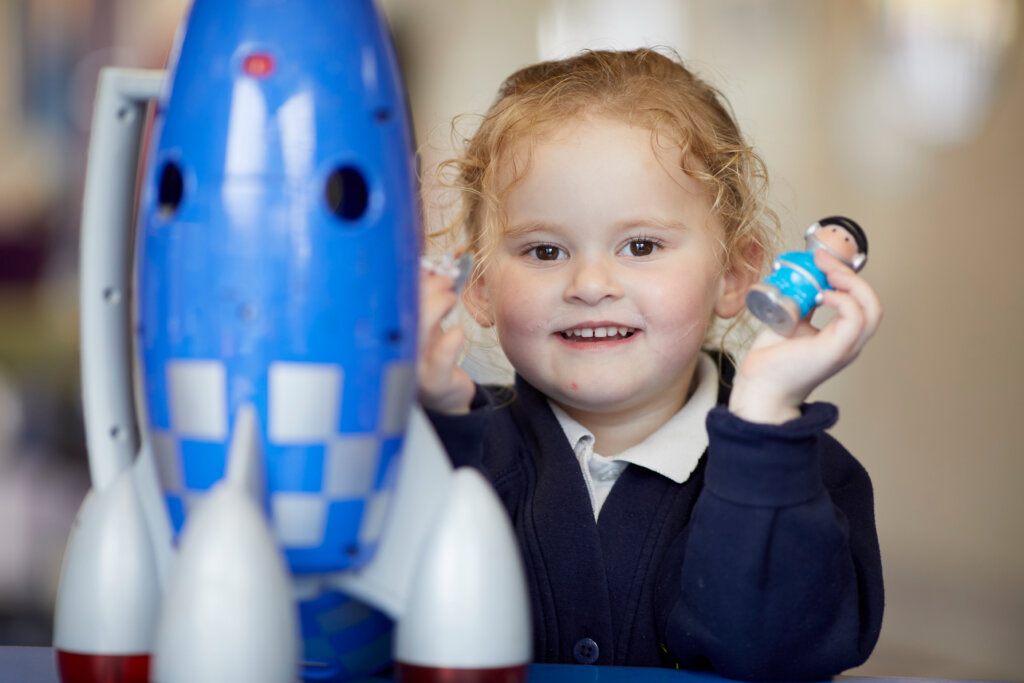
[814,224,861,264]
[464,117,748,422]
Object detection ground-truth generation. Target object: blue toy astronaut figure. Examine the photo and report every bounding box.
[746,216,868,336]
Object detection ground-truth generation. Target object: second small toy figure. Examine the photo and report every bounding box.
[746,216,868,336]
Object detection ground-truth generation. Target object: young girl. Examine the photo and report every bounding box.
[418,49,884,681]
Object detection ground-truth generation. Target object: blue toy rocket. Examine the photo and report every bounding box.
[51,2,531,681]
[138,0,419,577]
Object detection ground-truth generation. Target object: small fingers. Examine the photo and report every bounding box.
[421,268,459,304]
[417,324,474,414]
[418,261,476,415]
[817,289,882,365]
[419,270,460,338]
[828,271,883,338]
[436,325,466,368]
[814,250,883,345]
[420,325,466,384]
[819,289,864,341]
[418,324,462,390]
[815,251,880,310]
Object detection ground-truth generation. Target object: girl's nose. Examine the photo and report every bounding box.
[563,257,623,305]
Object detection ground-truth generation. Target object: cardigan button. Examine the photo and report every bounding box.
[572,637,600,664]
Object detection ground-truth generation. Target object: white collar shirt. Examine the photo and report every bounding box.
[549,352,720,520]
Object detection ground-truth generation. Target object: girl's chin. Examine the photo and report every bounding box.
[547,382,644,412]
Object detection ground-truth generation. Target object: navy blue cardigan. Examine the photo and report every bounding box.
[426,360,883,681]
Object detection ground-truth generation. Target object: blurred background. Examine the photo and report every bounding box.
[0,0,1021,679]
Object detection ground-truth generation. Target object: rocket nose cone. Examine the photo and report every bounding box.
[395,468,531,670]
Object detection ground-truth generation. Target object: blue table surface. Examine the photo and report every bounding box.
[0,647,994,683]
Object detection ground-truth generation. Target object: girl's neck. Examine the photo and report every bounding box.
[553,365,697,456]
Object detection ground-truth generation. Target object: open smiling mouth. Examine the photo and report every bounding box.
[558,326,637,341]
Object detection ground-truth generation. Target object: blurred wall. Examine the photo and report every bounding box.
[0,0,189,645]
[0,0,1020,679]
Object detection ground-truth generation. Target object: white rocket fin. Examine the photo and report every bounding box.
[151,401,298,683]
[330,405,453,618]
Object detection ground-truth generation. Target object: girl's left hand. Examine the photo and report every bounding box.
[728,250,884,424]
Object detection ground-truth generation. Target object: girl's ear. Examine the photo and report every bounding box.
[462,268,495,328]
[714,239,764,319]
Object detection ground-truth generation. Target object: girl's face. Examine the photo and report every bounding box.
[466,117,751,423]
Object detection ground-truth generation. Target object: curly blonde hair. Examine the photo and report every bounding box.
[430,47,778,346]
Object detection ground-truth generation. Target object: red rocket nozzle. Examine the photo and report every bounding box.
[55,650,151,683]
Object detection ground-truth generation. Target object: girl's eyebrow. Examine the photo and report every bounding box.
[503,216,694,240]
[503,221,556,239]
[619,217,692,232]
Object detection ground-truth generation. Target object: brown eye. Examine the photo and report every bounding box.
[624,239,658,257]
[531,245,562,260]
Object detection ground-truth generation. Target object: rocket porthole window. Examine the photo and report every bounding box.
[158,161,184,218]
[325,166,369,222]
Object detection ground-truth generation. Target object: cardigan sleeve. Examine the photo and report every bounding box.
[423,385,495,469]
[423,385,528,520]
[656,402,884,681]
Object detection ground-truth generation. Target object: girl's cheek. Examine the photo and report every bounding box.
[496,300,536,335]
[493,292,552,343]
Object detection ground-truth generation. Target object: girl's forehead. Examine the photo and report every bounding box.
[494,115,686,183]
[511,113,652,147]
[488,119,723,239]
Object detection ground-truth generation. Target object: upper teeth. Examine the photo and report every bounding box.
[563,326,633,339]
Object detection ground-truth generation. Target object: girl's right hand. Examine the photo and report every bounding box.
[418,268,475,414]
[729,250,883,424]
